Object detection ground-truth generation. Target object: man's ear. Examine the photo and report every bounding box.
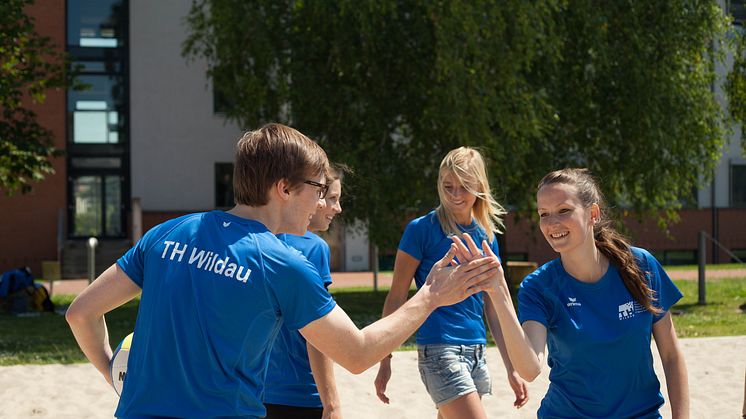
[274,179,292,201]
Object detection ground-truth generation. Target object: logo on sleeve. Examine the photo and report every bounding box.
[222,221,231,228]
[566,297,581,307]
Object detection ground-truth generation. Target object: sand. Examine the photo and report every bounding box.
[1,336,743,418]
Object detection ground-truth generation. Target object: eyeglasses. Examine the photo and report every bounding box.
[304,180,329,199]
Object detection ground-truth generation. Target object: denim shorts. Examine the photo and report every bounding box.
[417,344,492,407]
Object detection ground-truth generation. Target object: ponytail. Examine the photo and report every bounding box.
[594,223,661,315]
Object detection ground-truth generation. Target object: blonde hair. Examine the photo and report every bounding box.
[435,147,506,242]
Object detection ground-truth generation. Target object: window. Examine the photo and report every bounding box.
[731,1,746,26]
[70,157,121,169]
[68,74,123,144]
[215,163,234,208]
[66,0,128,239]
[732,249,746,263]
[213,87,237,115]
[71,175,123,237]
[104,176,122,236]
[67,0,125,48]
[72,176,102,237]
[659,250,697,266]
[731,164,746,207]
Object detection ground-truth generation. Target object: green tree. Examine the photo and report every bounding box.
[725,25,746,156]
[184,0,729,248]
[0,0,76,194]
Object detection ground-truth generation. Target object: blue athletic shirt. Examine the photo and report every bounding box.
[264,231,333,408]
[518,247,682,419]
[114,211,336,419]
[398,210,499,345]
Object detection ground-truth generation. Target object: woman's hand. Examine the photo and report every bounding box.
[507,369,529,408]
[374,358,392,404]
[449,233,509,296]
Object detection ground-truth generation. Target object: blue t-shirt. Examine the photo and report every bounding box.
[518,247,682,419]
[398,210,500,345]
[114,211,336,419]
[264,231,333,408]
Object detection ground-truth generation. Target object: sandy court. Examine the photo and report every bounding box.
[1,336,743,418]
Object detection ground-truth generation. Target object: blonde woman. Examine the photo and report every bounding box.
[374,147,528,418]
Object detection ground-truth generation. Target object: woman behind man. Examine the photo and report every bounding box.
[264,166,344,419]
[452,168,689,418]
[374,147,529,419]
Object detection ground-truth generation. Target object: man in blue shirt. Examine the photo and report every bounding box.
[66,123,500,419]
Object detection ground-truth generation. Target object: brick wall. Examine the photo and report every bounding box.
[0,1,67,275]
[504,208,746,265]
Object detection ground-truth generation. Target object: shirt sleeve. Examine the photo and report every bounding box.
[116,223,165,288]
[517,272,552,328]
[306,240,332,286]
[267,256,336,331]
[116,217,188,288]
[398,218,424,261]
[640,249,683,322]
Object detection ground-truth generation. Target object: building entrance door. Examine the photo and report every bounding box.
[69,174,123,238]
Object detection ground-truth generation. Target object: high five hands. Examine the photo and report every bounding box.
[448,232,509,297]
[422,239,501,308]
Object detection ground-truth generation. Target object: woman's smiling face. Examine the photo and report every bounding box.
[309,179,342,232]
[441,171,478,220]
[537,182,598,255]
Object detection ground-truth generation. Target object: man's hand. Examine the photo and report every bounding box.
[422,243,498,308]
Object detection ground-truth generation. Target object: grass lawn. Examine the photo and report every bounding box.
[0,294,138,365]
[669,278,746,337]
[0,278,743,365]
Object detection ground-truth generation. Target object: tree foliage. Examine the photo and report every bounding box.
[184,0,729,248]
[725,26,746,156]
[0,0,75,195]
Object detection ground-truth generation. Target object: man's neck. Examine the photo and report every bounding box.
[227,204,282,233]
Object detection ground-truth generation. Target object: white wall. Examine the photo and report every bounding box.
[129,0,243,211]
[344,220,370,271]
[698,0,746,208]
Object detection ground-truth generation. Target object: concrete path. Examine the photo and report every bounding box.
[43,268,745,297]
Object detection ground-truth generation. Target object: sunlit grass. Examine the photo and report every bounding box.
[0,277,743,365]
[670,278,746,337]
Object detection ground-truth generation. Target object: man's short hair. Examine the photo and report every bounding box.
[233,123,329,206]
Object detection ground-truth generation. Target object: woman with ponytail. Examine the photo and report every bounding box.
[449,168,689,418]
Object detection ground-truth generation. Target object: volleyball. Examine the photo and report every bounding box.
[110,333,133,396]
